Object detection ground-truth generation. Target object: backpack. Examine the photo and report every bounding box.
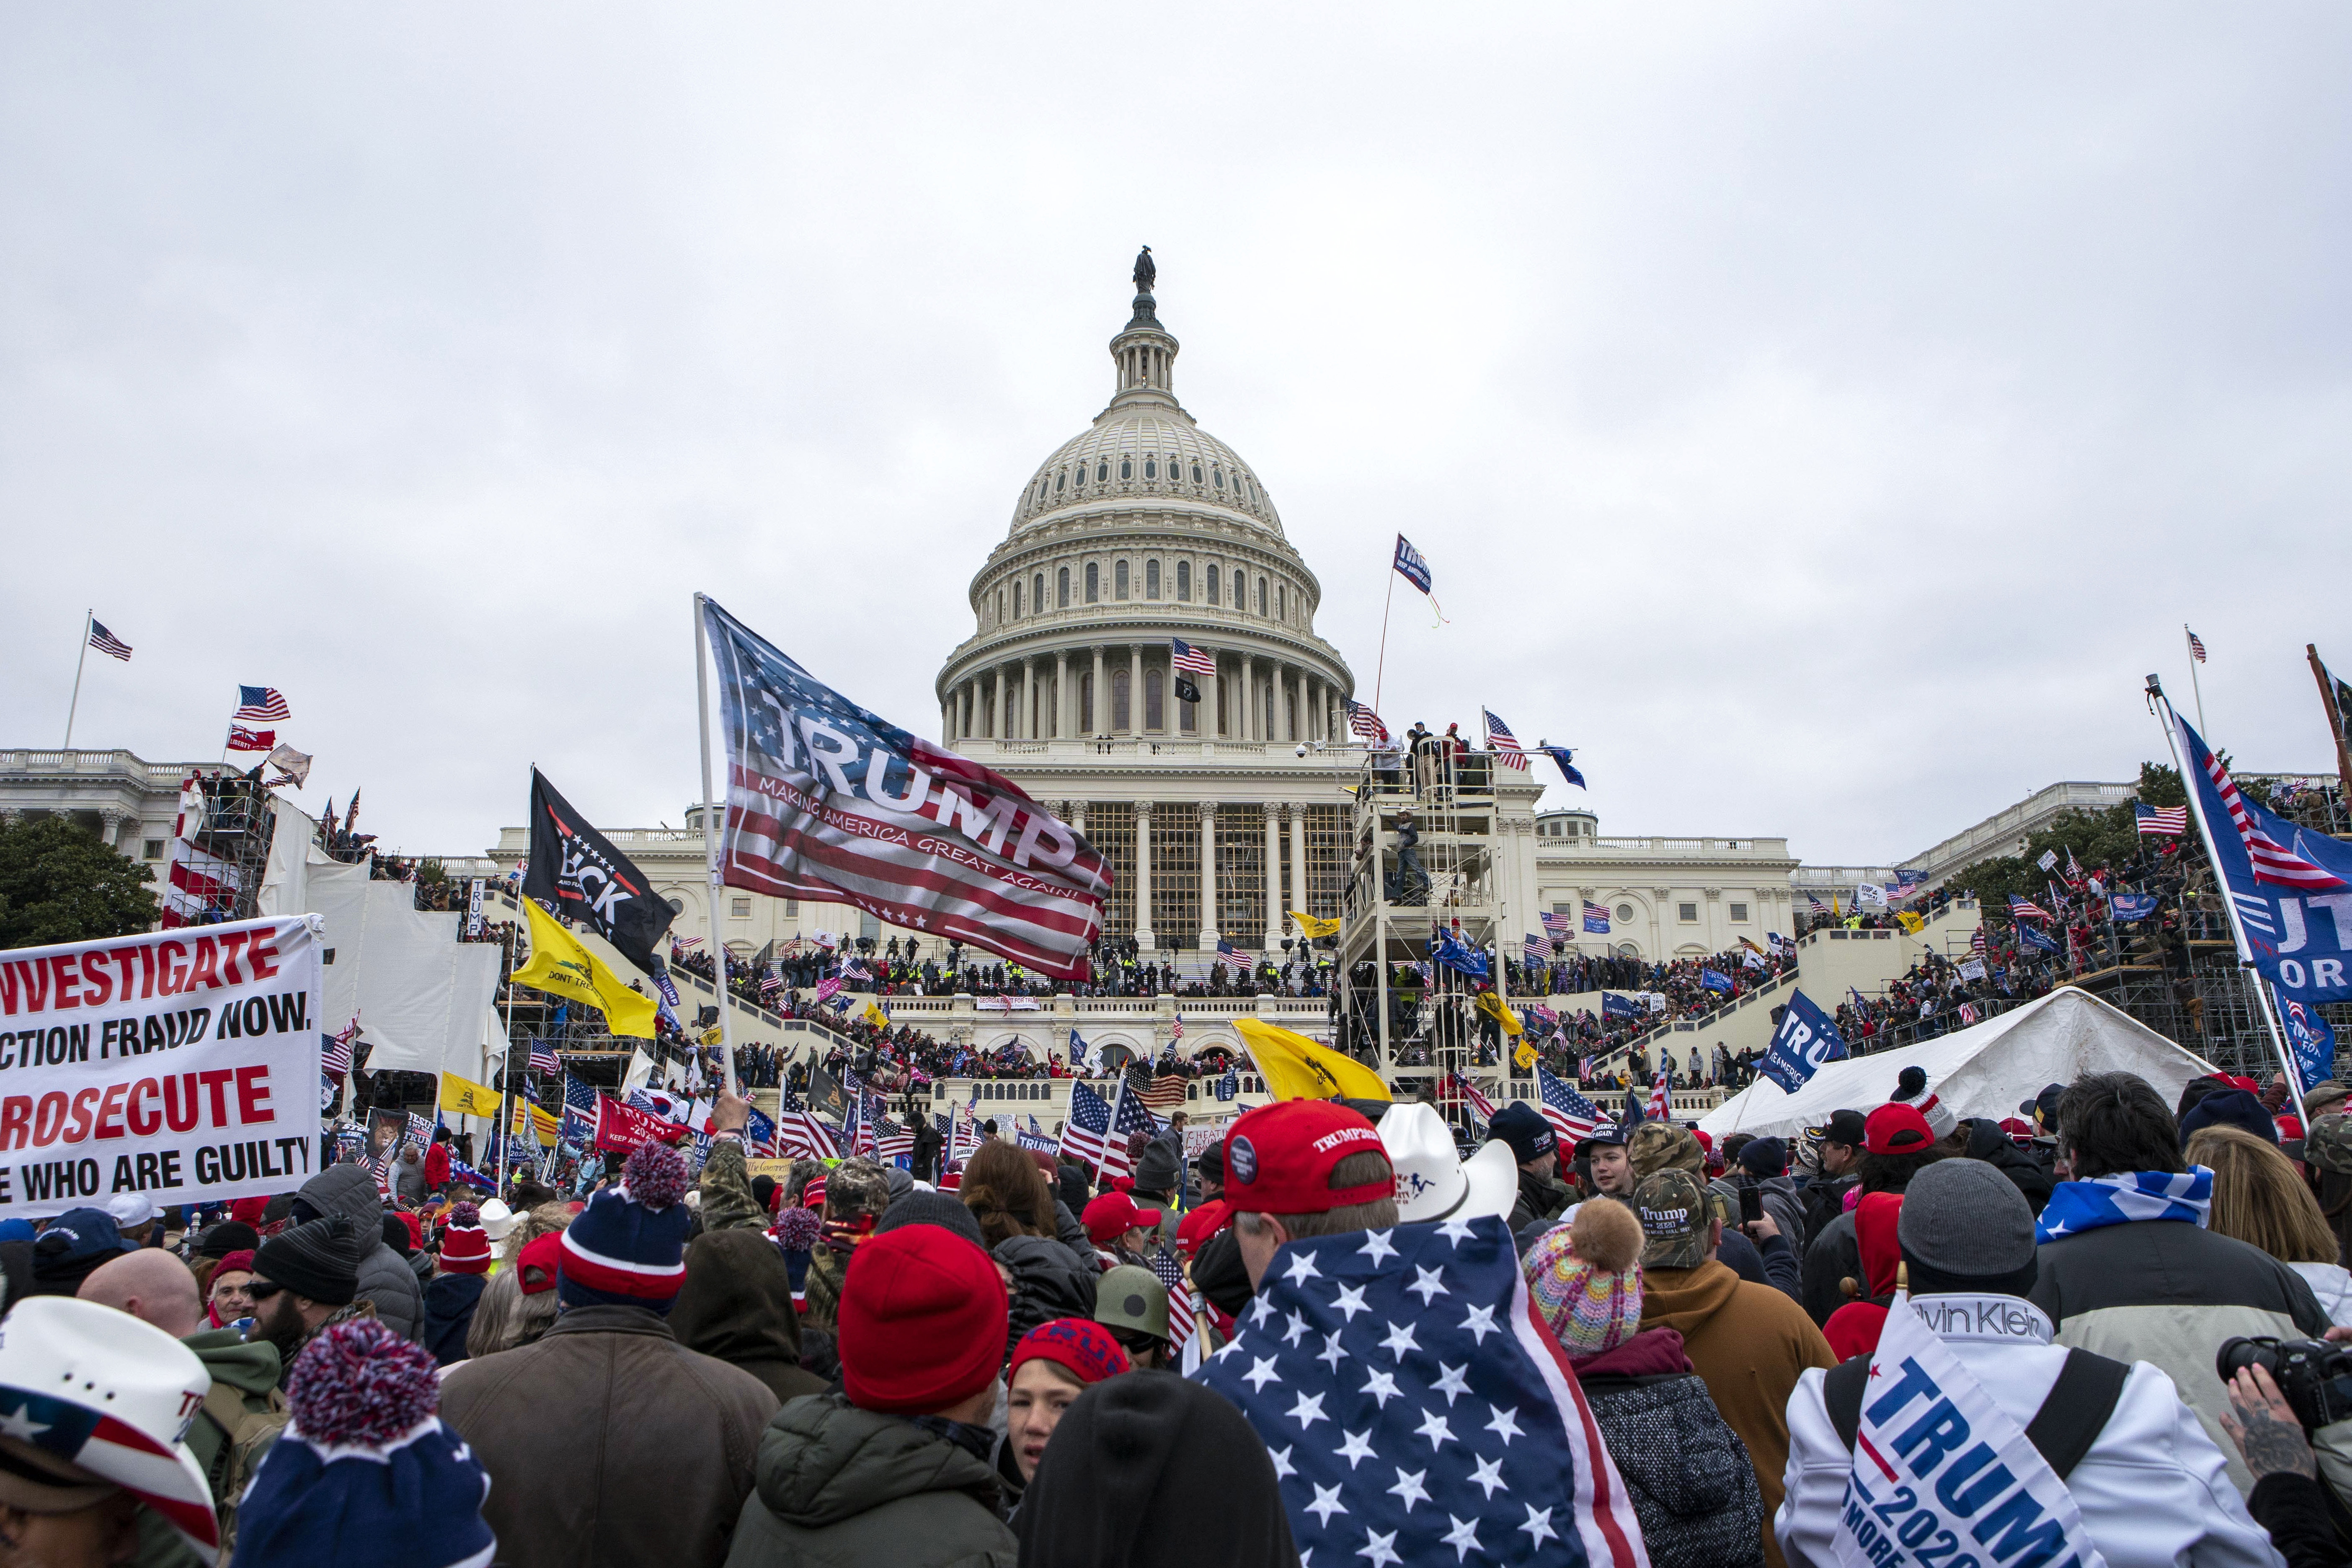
[1579,1371,1764,1568]
[1823,1348,2128,1480]
[202,1379,289,1555]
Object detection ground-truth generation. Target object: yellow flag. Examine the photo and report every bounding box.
[1288,910,1340,940]
[1896,910,1926,935]
[1233,1018,1391,1103]
[863,1002,889,1030]
[439,1072,503,1119]
[508,1093,561,1147]
[1474,990,1523,1037]
[511,898,658,1038]
[1513,1038,1537,1070]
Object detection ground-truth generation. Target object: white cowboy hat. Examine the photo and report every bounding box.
[476,1199,517,1240]
[0,1297,218,1555]
[1378,1102,1516,1224]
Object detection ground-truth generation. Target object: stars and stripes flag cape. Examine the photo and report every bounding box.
[1534,1067,1603,1144]
[699,597,1110,982]
[232,685,291,723]
[1482,710,1529,770]
[161,782,244,921]
[1647,1064,1671,1122]
[1192,1215,1645,1568]
[87,618,133,661]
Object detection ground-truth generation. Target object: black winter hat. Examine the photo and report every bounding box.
[1738,1137,1788,1178]
[2179,1088,2278,1149]
[1486,1102,1557,1165]
[873,1190,986,1251]
[1017,1372,1299,1568]
[253,1214,361,1307]
[196,1221,261,1259]
[1132,1139,1182,1196]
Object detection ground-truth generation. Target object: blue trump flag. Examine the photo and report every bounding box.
[1432,927,1490,980]
[2277,987,2338,1096]
[1538,746,1586,790]
[2175,709,2352,1006]
[2110,892,2159,922]
[1194,1216,1643,1568]
[1758,988,1849,1095]
[2017,923,2062,956]
[1699,968,1733,994]
[1392,532,1433,594]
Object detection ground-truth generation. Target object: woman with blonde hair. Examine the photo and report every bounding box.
[2186,1124,2352,1325]
[960,1139,1058,1249]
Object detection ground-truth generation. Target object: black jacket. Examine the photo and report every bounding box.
[994,1235,1096,1363]
[1965,1121,2055,1214]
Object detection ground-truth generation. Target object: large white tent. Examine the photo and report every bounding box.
[1697,987,2219,1142]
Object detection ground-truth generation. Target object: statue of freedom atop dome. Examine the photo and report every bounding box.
[1132,245,1155,296]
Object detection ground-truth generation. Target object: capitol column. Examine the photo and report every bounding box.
[1020,659,1035,740]
[1128,646,1143,736]
[1238,654,1255,740]
[1289,802,1310,925]
[1054,651,1070,739]
[1133,801,1155,950]
[1090,648,1105,735]
[989,672,1004,739]
[1198,803,1219,950]
[1262,803,1283,951]
[1277,666,1293,744]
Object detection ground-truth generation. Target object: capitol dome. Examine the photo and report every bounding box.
[937,260,1352,754]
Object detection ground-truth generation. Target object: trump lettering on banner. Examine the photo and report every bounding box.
[0,916,323,1217]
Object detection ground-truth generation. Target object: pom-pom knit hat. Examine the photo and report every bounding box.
[436,1205,491,1276]
[236,1318,495,1568]
[558,1142,692,1313]
[1523,1200,1645,1359]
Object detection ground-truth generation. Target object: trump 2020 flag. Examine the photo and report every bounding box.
[1193,1215,1646,1568]
[1759,987,1848,1095]
[2277,987,2338,1097]
[2174,710,2352,1008]
[700,597,1110,981]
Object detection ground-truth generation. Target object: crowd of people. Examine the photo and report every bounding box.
[22,1055,2352,1568]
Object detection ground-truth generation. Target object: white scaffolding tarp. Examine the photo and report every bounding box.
[1698,987,2219,1142]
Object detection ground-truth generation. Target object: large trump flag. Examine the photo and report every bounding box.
[699,598,1110,982]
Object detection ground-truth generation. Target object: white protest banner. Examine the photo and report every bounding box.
[1836,1294,2106,1568]
[0,915,323,1216]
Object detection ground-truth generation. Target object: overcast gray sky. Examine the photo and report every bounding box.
[5,5,2347,868]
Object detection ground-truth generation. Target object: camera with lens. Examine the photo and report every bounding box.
[2216,1336,2352,1432]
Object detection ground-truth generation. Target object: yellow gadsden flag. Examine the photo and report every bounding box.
[439,1072,503,1119]
[1895,910,1926,935]
[1288,910,1341,940]
[511,897,659,1039]
[1233,1018,1391,1103]
[1473,990,1524,1037]
[1513,1038,1538,1070]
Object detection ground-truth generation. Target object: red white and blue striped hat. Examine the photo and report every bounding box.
[0,1297,219,1556]
[557,1141,693,1312]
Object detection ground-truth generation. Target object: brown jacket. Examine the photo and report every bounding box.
[1640,1259,1835,1568]
[441,1305,780,1568]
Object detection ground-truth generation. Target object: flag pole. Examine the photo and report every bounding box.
[1372,557,1397,720]
[2310,645,2352,806]
[62,610,92,749]
[2149,680,2301,1118]
[694,594,741,1098]
[2184,625,2208,736]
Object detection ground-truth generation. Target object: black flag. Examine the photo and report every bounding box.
[1174,674,1201,705]
[522,769,676,976]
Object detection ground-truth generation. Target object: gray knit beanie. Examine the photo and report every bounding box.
[1896,1159,2035,1282]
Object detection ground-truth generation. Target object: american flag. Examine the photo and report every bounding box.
[86,619,133,662]
[2135,802,2188,836]
[1806,893,1827,915]
[875,1117,914,1161]
[1193,1217,1642,1568]
[225,726,276,752]
[2008,894,2050,922]
[1482,709,1529,770]
[1958,1004,1980,1025]
[2188,627,2207,664]
[232,685,291,723]
[1060,1081,1116,1169]
[2185,718,2348,891]
[1971,927,1987,954]
[759,971,783,997]
[777,1109,840,1160]
[1347,701,1391,746]
[1522,931,1554,965]
[527,1042,560,1077]
[1539,909,1573,942]
[1647,1063,1671,1121]
[702,599,1109,983]
[1449,1071,1498,1125]
[1215,938,1252,974]
[560,1075,600,1146]
[1535,1065,1603,1144]
[1581,901,1611,935]
[1127,1068,1191,1114]
[1106,1082,1159,1181]
[1149,1248,1198,1356]
[1171,637,1217,677]
[321,1021,359,1078]
[673,935,702,951]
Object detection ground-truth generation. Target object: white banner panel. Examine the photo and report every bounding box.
[0,915,323,1216]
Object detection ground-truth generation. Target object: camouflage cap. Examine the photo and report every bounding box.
[1632,1168,1713,1271]
[1627,1122,1703,1179]
[823,1157,892,1220]
[2308,1114,2352,1178]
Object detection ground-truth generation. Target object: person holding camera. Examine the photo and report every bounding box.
[1780,1159,2278,1568]
[2030,1074,2331,1496]
[2218,1358,2347,1568]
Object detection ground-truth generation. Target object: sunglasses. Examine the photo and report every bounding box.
[245,1281,287,1302]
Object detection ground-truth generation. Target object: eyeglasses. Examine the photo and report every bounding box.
[244,1281,286,1302]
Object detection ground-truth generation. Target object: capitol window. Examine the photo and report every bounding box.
[1115,560,1130,599]
[1118,458,1131,480]
[1176,561,1191,600]
[1207,565,1221,605]
[1678,903,1699,923]
[1058,567,1070,607]
[1085,563,1099,603]
[1033,573,1044,615]
[1144,458,1157,479]
[1731,902,1750,922]
[1213,468,1224,489]
[1192,462,1203,484]
[1275,584,1285,620]
[1616,903,1634,922]
[1098,462,1110,482]
[1055,471,1065,492]
[1145,560,1160,599]
[1256,577,1268,616]
[1145,669,1164,730]
[995,589,1005,624]
[1013,581,1024,617]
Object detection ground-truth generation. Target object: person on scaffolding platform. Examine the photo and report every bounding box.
[1389,809,1427,906]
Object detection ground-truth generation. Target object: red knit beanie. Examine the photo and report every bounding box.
[836,1225,1007,1416]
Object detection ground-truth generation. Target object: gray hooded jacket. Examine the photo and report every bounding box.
[297,1163,423,1341]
